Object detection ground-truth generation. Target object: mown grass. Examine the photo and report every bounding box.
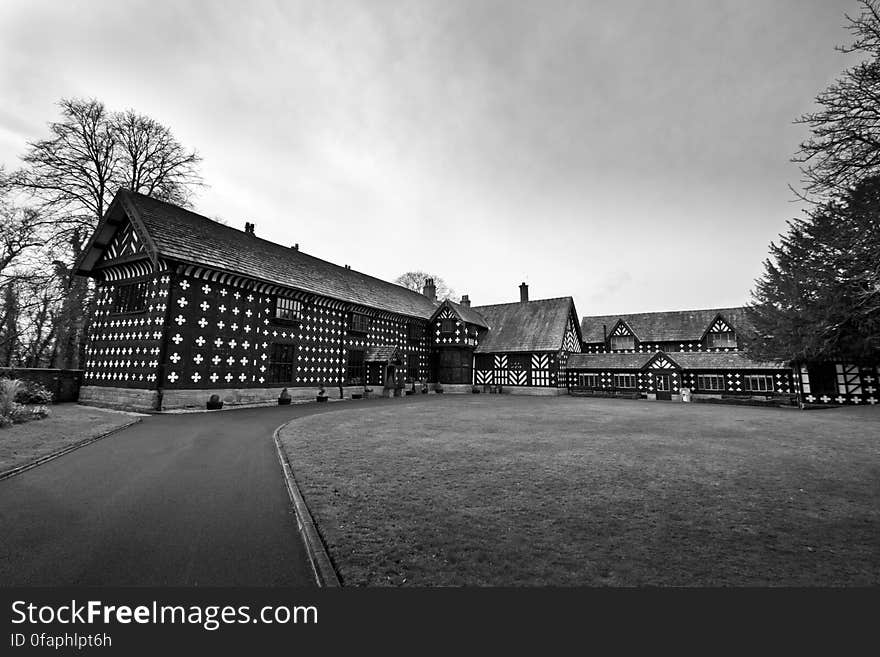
[0,403,139,474]
[279,396,880,586]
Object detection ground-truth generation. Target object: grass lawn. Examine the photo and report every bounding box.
[279,396,880,586]
[0,403,141,474]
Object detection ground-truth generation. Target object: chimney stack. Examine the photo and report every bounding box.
[422,278,437,301]
[244,221,255,235]
[460,294,470,307]
[519,282,529,303]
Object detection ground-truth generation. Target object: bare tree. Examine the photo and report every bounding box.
[112,109,202,207]
[15,97,203,237]
[0,202,44,283]
[11,98,204,368]
[394,271,456,301]
[794,0,880,200]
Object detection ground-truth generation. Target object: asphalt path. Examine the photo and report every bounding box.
[0,396,426,586]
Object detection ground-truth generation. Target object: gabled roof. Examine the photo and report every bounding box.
[580,307,755,343]
[431,299,489,328]
[473,297,577,353]
[566,351,785,371]
[76,190,440,319]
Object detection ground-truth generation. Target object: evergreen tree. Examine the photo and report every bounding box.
[748,176,880,362]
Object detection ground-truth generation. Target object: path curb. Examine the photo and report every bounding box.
[0,417,142,482]
[273,421,342,587]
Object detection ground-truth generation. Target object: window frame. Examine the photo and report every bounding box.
[696,374,725,391]
[111,281,148,314]
[744,375,774,392]
[707,331,736,348]
[348,313,371,335]
[613,373,636,389]
[274,297,302,324]
[267,343,296,384]
[440,317,456,334]
[346,348,366,383]
[578,373,599,388]
[610,335,635,351]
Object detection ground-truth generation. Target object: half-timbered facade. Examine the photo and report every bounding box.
[570,307,878,405]
[471,296,582,394]
[75,191,584,409]
[75,191,876,410]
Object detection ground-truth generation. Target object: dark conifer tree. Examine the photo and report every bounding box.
[748,177,880,362]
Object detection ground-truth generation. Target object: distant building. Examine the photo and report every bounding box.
[74,190,878,410]
[569,309,878,405]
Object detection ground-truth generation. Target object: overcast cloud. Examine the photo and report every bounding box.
[0,0,862,314]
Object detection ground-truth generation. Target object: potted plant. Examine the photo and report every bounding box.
[434,382,444,394]
[420,379,429,394]
[471,385,481,394]
[207,393,223,410]
[349,377,363,399]
[278,388,291,405]
[316,383,329,403]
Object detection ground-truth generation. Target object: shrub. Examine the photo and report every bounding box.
[15,380,54,405]
[0,378,51,428]
[0,378,24,418]
[8,403,49,424]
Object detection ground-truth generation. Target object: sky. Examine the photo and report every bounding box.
[0,0,864,315]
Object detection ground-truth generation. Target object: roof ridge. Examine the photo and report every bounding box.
[472,296,572,309]
[582,306,747,320]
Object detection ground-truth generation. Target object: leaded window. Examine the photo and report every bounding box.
[268,343,296,383]
[578,373,599,388]
[349,313,371,334]
[610,335,634,350]
[346,349,365,382]
[697,374,725,391]
[275,297,302,322]
[708,331,736,348]
[744,375,774,392]
[111,281,148,314]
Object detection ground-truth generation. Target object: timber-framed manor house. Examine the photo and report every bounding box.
[75,190,879,410]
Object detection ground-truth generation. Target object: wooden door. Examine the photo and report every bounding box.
[656,374,672,400]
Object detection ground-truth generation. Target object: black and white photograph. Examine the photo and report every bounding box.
[0,0,877,649]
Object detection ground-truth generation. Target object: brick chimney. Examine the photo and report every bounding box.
[422,278,437,301]
[519,282,529,303]
[244,221,255,235]
[460,294,470,307]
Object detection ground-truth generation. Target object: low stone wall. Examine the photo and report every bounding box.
[438,384,474,395]
[0,368,83,403]
[79,385,158,412]
[163,385,329,409]
[503,386,568,396]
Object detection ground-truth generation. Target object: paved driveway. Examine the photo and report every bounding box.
[0,398,412,586]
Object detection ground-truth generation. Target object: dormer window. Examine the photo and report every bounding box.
[348,312,371,334]
[275,297,302,323]
[610,335,634,350]
[708,331,736,348]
